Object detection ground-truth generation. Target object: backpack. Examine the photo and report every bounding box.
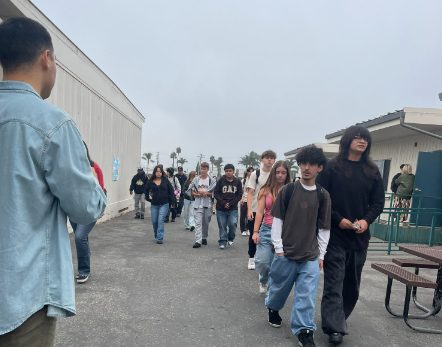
[255,169,260,185]
[282,181,325,235]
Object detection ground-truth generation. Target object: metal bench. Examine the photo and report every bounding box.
[372,263,441,334]
[392,258,440,314]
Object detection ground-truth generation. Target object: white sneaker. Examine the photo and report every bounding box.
[228,241,234,246]
[259,282,267,294]
[246,230,250,236]
[241,231,247,236]
[247,258,255,270]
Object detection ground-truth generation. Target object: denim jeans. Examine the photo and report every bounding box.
[254,224,274,285]
[151,203,169,241]
[133,193,146,216]
[70,220,97,276]
[182,199,195,229]
[265,255,320,336]
[216,209,238,246]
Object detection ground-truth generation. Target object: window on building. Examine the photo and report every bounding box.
[373,159,391,191]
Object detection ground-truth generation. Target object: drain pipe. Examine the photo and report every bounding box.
[400,112,442,141]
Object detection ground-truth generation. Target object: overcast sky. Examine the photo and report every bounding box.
[33,0,442,171]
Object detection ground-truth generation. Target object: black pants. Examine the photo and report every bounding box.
[321,243,367,335]
[239,203,248,232]
[177,195,185,215]
[247,212,256,258]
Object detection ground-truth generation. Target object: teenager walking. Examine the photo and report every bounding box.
[246,150,276,269]
[182,171,197,231]
[318,126,385,345]
[129,168,148,219]
[252,161,290,293]
[240,167,254,236]
[265,146,331,347]
[213,164,243,249]
[145,165,175,244]
[187,162,216,248]
[165,167,181,223]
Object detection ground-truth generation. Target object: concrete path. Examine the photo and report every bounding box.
[54,212,441,347]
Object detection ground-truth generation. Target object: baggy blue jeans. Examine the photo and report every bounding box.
[151,203,169,241]
[70,220,97,276]
[265,255,320,336]
[254,224,274,285]
[216,209,238,246]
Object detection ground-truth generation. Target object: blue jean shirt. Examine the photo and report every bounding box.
[0,81,107,334]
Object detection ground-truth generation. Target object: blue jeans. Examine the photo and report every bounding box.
[254,224,274,285]
[151,203,169,241]
[70,220,97,276]
[265,255,320,336]
[216,209,238,246]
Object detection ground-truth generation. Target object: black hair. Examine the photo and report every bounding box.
[336,125,378,177]
[261,149,277,159]
[0,17,53,72]
[295,145,327,167]
[82,141,94,167]
[151,165,165,180]
[166,167,174,176]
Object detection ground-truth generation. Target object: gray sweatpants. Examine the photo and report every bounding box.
[194,207,212,243]
[134,193,146,216]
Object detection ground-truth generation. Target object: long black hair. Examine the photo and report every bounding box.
[336,125,378,177]
[151,165,166,180]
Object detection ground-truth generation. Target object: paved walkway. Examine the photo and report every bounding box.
[55,212,441,347]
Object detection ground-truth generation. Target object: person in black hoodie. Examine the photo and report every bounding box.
[130,168,148,219]
[213,164,243,249]
[145,165,175,244]
[318,125,385,345]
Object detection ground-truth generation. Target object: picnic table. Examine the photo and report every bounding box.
[372,245,442,334]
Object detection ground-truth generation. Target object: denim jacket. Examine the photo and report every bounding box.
[0,81,107,334]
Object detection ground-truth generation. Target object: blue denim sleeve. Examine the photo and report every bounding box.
[42,120,107,224]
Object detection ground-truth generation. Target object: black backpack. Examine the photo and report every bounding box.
[255,169,260,185]
[282,181,325,235]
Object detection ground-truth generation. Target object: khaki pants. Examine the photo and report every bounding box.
[0,307,56,347]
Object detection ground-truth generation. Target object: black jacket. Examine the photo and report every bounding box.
[130,173,148,194]
[145,177,175,206]
[213,176,243,211]
[318,158,385,250]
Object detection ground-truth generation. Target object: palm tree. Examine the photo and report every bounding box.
[209,155,215,172]
[176,147,182,162]
[214,156,223,178]
[238,151,260,168]
[141,152,153,172]
[177,158,188,167]
[170,152,177,169]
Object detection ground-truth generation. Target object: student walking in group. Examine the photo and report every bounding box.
[240,167,254,236]
[213,164,243,249]
[129,168,148,219]
[246,150,276,269]
[165,167,181,223]
[252,161,290,294]
[265,146,331,347]
[394,164,415,222]
[175,166,187,217]
[69,142,107,284]
[318,126,384,345]
[182,171,197,231]
[187,162,216,248]
[145,165,175,244]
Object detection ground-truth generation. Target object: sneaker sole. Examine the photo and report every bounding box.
[76,277,89,284]
[268,321,282,328]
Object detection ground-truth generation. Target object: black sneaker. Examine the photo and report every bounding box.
[171,219,176,222]
[298,329,315,347]
[156,240,163,244]
[328,333,343,345]
[164,219,169,223]
[76,274,89,284]
[134,214,140,219]
[190,226,195,231]
[140,215,144,219]
[192,242,201,248]
[268,309,282,328]
[202,239,207,245]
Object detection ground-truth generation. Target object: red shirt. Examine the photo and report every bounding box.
[92,162,105,190]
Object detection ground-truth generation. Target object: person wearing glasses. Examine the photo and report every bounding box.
[318,126,385,345]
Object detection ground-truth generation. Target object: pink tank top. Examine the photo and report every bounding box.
[263,193,274,226]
